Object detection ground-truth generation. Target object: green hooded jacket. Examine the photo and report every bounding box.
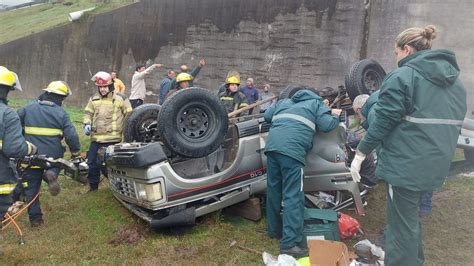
[357,49,467,191]
[360,90,380,130]
[264,90,339,165]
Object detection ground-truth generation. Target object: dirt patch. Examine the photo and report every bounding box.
[109,225,145,246]
[431,189,457,202]
[174,246,199,259]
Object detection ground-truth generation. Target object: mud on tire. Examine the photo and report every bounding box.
[345,59,386,101]
[123,104,160,143]
[157,87,229,158]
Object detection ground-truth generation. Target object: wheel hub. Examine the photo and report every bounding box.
[178,106,210,139]
[363,70,381,93]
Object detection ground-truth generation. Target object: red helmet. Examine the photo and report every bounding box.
[92,71,113,86]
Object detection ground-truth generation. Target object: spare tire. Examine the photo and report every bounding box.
[157,88,228,158]
[123,104,161,143]
[345,59,386,101]
[279,85,320,99]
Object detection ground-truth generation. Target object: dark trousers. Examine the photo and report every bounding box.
[385,184,427,266]
[0,194,13,225]
[266,151,305,249]
[87,142,116,189]
[23,168,43,221]
[130,99,143,109]
[12,168,56,222]
[420,191,433,214]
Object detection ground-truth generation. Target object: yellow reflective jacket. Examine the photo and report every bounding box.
[83,92,132,143]
[113,78,126,94]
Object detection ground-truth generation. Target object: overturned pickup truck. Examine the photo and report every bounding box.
[105,60,387,229]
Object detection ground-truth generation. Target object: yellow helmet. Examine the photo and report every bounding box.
[176,73,193,83]
[43,81,72,96]
[225,75,240,85]
[0,66,22,91]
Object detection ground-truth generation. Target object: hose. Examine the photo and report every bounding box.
[2,191,40,241]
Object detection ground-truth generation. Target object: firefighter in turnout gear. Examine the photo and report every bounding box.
[83,71,132,192]
[218,74,249,116]
[14,80,81,227]
[0,66,37,230]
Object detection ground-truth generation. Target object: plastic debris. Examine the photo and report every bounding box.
[262,251,299,266]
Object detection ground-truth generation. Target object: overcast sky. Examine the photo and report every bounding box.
[0,0,34,7]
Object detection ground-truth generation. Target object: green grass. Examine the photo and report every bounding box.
[2,100,474,264]
[0,0,134,45]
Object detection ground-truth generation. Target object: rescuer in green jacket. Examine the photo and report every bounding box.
[350,25,467,265]
[264,89,341,258]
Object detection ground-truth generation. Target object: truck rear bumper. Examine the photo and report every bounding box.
[457,135,474,150]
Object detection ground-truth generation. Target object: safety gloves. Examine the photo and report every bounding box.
[27,141,38,155]
[350,150,366,183]
[83,124,92,136]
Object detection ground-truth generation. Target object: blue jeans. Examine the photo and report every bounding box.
[87,142,116,189]
[420,192,433,215]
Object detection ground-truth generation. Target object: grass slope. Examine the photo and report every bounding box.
[2,101,473,264]
[0,0,134,45]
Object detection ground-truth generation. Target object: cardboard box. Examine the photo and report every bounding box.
[308,240,350,266]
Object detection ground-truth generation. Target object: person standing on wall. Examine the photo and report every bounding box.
[264,88,341,258]
[0,66,37,237]
[158,70,176,104]
[240,78,259,114]
[83,72,132,192]
[14,81,81,227]
[130,63,163,109]
[350,25,467,265]
[111,71,126,95]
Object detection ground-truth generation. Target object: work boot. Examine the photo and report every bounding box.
[44,169,60,196]
[280,246,308,258]
[87,185,98,193]
[30,217,44,227]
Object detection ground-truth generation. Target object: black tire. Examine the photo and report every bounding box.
[123,104,161,143]
[345,59,386,101]
[464,149,474,163]
[279,85,320,99]
[157,88,229,158]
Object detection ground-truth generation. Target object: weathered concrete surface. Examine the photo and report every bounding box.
[1,0,473,110]
[1,0,365,106]
[366,0,474,119]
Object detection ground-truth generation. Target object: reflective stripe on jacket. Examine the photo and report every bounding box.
[83,92,132,143]
[0,101,34,189]
[219,89,249,116]
[18,100,81,159]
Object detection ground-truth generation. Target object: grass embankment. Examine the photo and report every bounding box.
[2,100,474,264]
[0,0,135,45]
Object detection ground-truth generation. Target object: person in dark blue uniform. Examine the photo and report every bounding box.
[0,66,37,235]
[15,81,80,227]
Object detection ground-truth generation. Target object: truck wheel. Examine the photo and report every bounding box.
[279,85,321,99]
[123,104,160,143]
[464,149,474,163]
[345,59,386,101]
[157,88,228,158]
